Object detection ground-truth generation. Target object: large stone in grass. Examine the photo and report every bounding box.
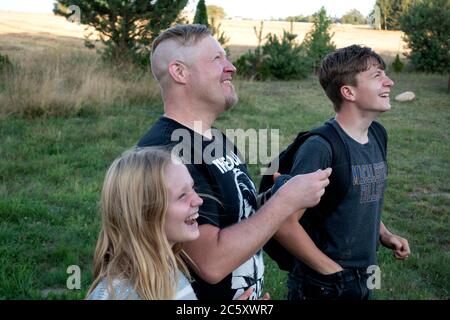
[395,91,416,102]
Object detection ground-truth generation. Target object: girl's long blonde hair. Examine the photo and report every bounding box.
[86,147,191,299]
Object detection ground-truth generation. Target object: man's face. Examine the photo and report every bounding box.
[187,36,237,112]
[352,63,395,113]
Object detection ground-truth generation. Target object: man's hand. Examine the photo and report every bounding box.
[235,287,270,300]
[380,233,410,260]
[274,168,332,211]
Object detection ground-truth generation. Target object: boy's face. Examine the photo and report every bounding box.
[352,63,394,113]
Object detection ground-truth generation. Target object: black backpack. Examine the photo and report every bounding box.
[259,121,387,272]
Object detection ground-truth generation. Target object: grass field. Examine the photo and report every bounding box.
[0,12,449,300]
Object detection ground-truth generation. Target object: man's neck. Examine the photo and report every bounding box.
[164,109,216,139]
[335,107,378,144]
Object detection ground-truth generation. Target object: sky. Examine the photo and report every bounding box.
[0,0,377,19]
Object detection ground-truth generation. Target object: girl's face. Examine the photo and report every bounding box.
[164,162,203,246]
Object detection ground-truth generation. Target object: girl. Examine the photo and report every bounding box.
[86,147,259,300]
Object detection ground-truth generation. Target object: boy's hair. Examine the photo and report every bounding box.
[151,24,211,53]
[319,45,386,111]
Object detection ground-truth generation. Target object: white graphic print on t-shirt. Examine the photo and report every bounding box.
[230,167,264,300]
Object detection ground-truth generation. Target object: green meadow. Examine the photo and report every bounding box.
[0,46,448,299]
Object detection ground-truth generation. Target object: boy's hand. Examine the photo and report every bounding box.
[381,233,410,259]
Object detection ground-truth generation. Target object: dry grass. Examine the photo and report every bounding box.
[0,48,159,117]
[0,11,407,117]
[0,12,160,118]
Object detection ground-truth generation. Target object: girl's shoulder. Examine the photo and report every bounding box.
[87,278,141,300]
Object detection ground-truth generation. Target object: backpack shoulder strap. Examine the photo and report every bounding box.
[369,121,388,160]
[306,122,351,212]
[307,123,345,167]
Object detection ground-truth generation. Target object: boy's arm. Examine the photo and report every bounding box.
[274,212,343,274]
[276,135,343,275]
[379,221,410,259]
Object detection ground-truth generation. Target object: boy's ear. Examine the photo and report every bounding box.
[340,85,356,102]
[168,60,188,84]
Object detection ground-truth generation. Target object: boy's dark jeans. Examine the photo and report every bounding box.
[287,264,373,300]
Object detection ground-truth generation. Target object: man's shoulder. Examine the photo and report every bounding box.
[137,116,182,147]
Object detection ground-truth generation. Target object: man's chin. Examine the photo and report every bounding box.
[225,96,238,110]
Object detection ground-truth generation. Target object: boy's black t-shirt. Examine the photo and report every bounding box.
[138,116,264,300]
[290,119,387,268]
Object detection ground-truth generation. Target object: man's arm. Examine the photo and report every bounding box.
[274,213,343,274]
[184,169,332,284]
[379,221,410,259]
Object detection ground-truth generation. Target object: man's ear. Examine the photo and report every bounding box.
[340,85,356,102]
[168,60,188,84]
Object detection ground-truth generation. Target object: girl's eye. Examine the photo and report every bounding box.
[178,193,186,200]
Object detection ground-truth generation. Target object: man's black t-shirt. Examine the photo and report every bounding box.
[138,117,264,300]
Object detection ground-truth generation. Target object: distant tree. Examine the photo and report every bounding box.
[261,30,309,80]
[193,0,208,26]
[207,5,226,20]
[193,2,229,51]
[302,7,336,72]
[391,54,404,72]
[374,5,382,29]
[341,9,367,25]
[377,0,392,29]
[400,0,450,73]
[54,0,188,66]
[235,22,310,80]
[375,0,414,30]
[286,15,313,23]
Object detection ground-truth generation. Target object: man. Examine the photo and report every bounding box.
[275,45,411,300]
[137,24,331,300]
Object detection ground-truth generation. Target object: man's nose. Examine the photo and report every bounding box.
[224,59,236,74]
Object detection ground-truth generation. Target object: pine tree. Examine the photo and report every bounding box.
[400,0,450,73]
[302,7,336,72]
[54,0,188,66]
[193,0,209,27]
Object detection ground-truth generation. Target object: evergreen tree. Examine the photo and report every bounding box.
[302,7,336,72]
[54,0,188,66]
[400,0,450,73]
[193,0,209,27]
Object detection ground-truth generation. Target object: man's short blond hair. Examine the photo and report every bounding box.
[150,24,211,84]
[151,24,211,53]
